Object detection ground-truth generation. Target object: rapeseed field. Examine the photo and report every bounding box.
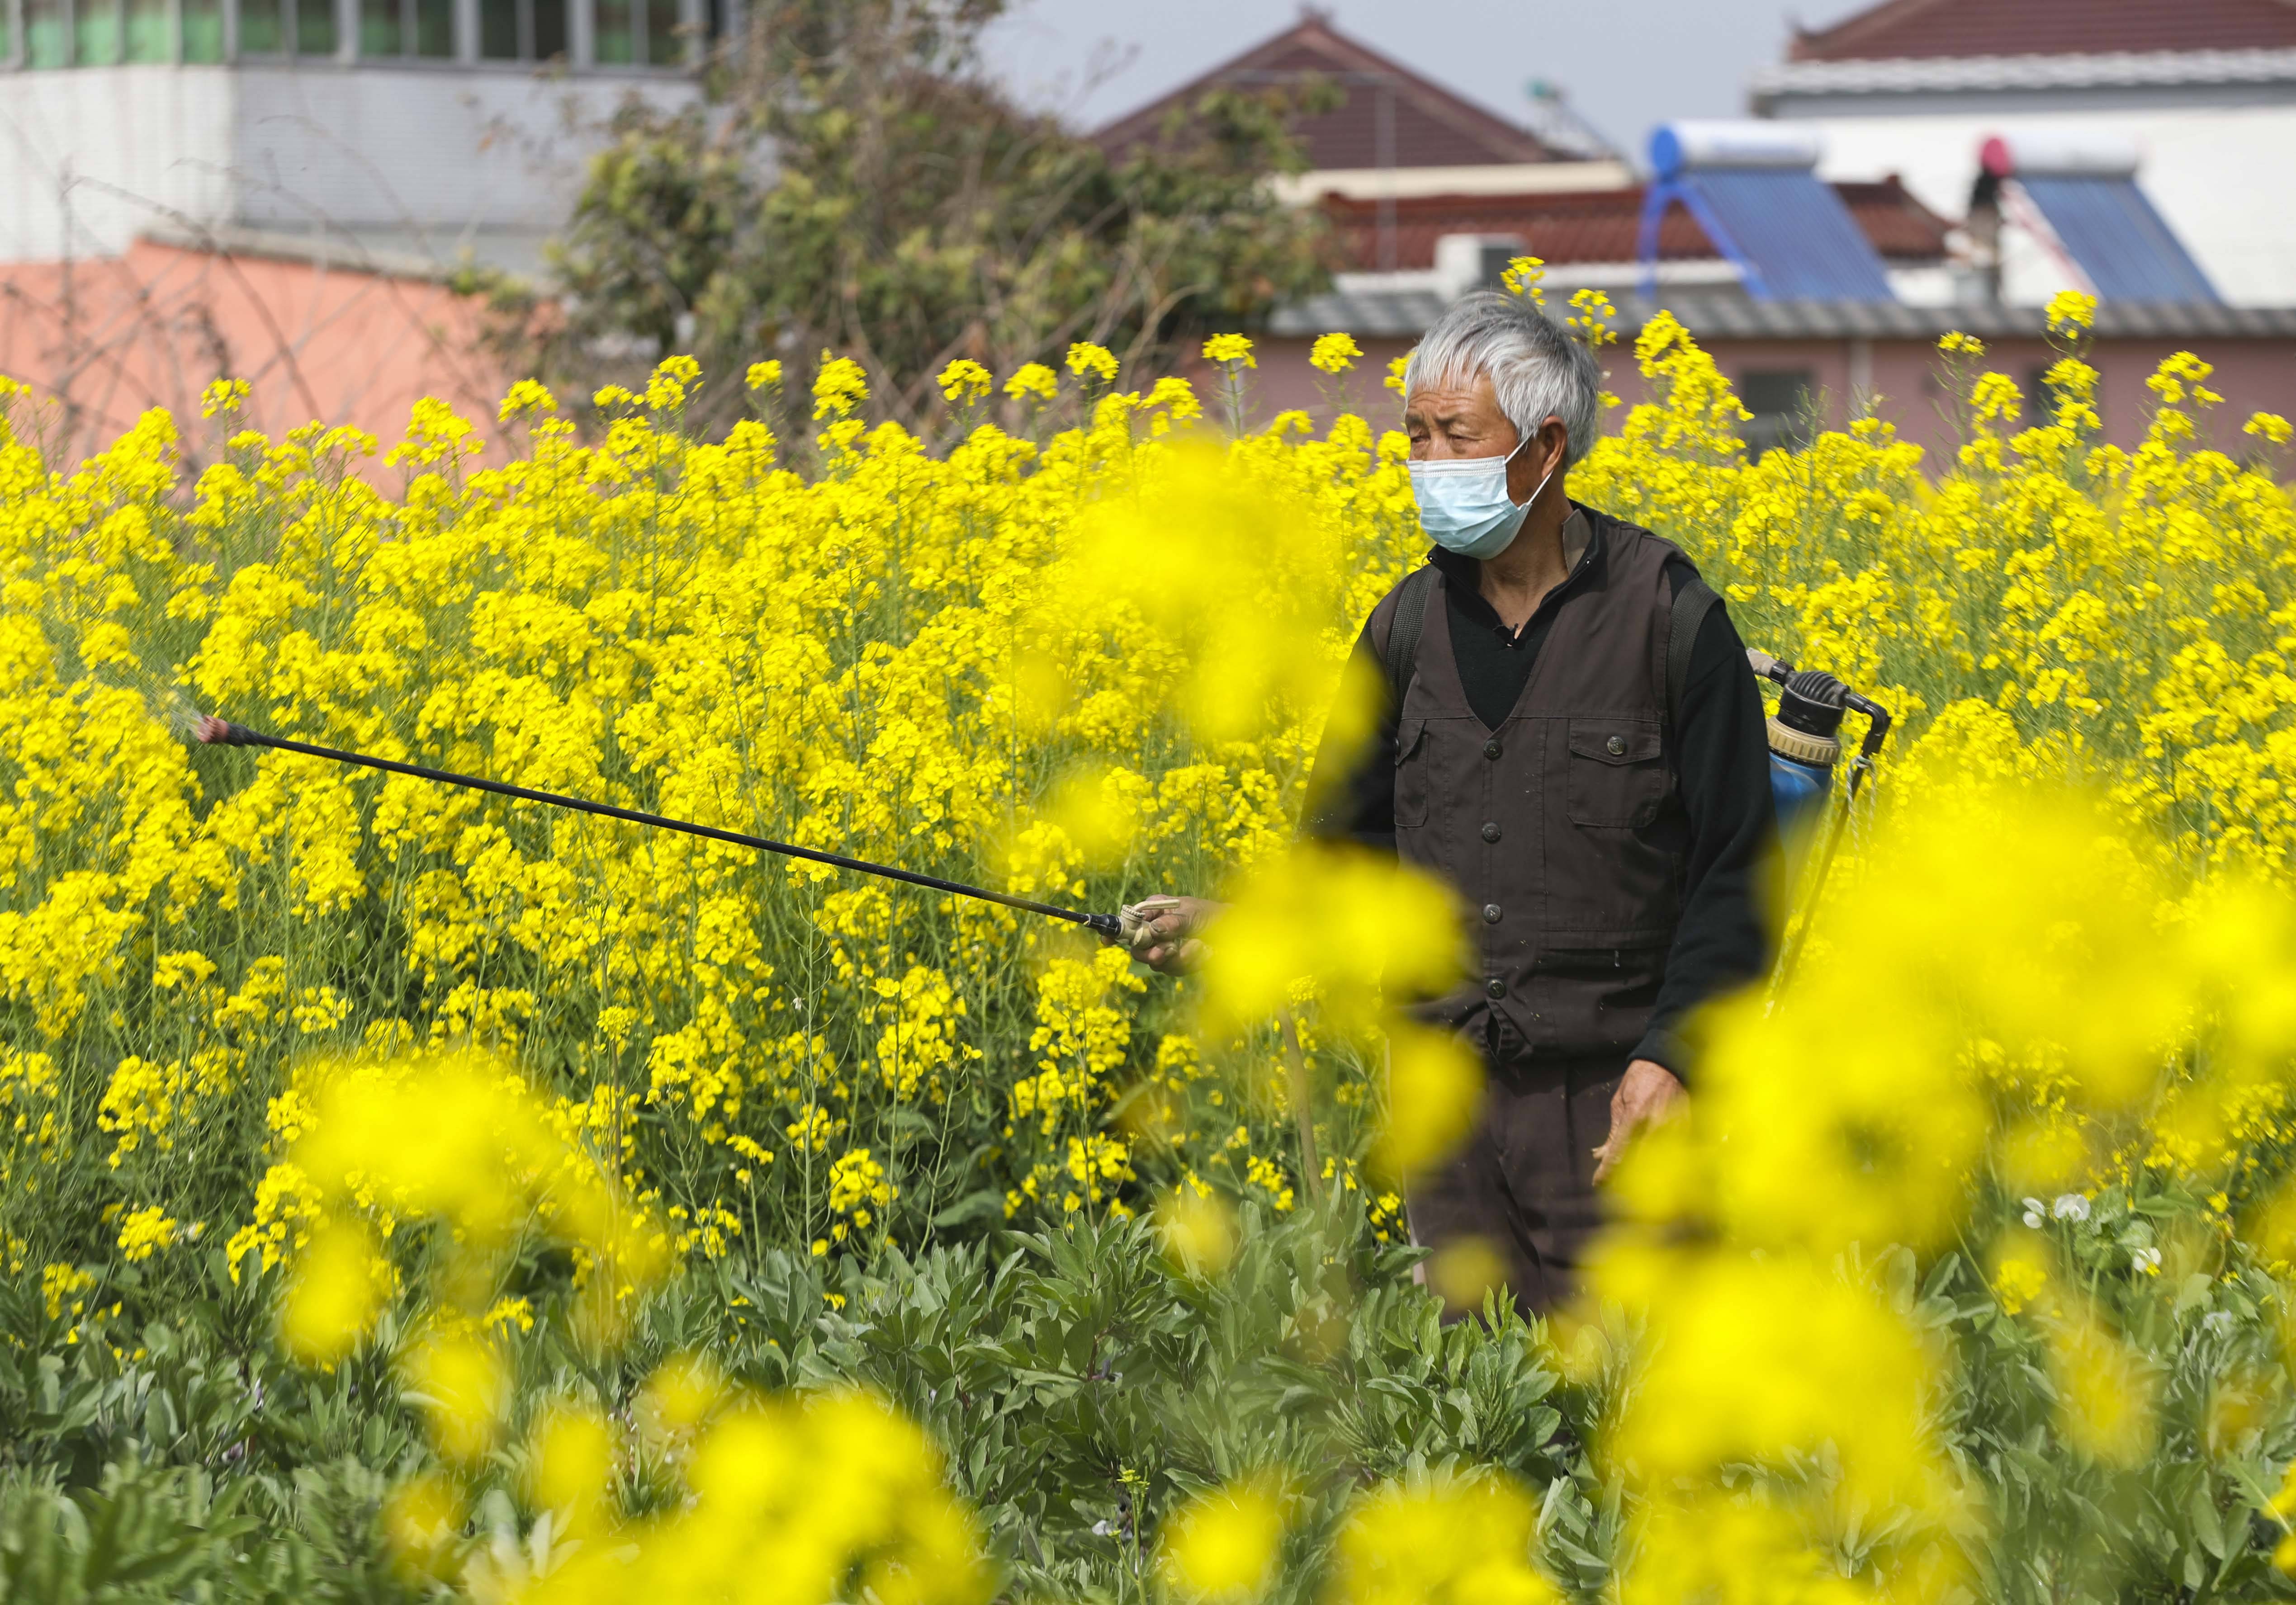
[2,292,2295,1600]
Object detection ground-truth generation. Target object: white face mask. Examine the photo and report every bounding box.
[1407,431,1553,560]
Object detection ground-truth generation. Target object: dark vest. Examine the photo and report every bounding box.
[1369,509,1690,1058]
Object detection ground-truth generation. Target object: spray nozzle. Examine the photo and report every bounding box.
[192,714,252,746]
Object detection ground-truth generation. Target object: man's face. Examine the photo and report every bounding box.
[1404,371,1517,463]
[1404,369,1563,508]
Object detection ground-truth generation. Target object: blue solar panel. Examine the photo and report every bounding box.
[1675,170,1896,303]
[2015,176,2219,304]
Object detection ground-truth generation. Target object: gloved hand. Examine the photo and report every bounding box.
[1114,895,1225,976]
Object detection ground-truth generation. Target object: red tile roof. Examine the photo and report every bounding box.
[1317,178,1953,270]
[1095,13,1567,169]
[1789,0,2296,62]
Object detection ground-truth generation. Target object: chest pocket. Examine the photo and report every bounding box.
[1565,718,1666,827]
[1392,715,1430,827]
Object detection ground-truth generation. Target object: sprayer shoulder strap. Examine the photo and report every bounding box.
[1381,565,1441,709]
[1666,571,1721,733]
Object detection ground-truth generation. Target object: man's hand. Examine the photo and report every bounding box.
[1591,1058,1687,1185]
[1116,895,1225,976]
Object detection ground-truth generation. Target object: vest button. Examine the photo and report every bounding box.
[1485,978,1505,1000]
[1606,734,1628,755]
[1481,821,1501,843]
[1482,903,1502,924]
[1482,739,1501,760]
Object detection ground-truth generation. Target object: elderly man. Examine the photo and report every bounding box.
[1134,292,1775,1315]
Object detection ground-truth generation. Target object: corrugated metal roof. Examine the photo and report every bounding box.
[1269,288,2296,340]
[1316,179,1950,272]
[1787,0,2296,64]
[1752,44,2296,99]
[1094,16,1582,169]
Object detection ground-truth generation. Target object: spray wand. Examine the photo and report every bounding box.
[192,716,1128,939]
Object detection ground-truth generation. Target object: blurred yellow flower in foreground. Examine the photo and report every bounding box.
[1160,1478,1287,1598]
[1328,1475,1553,1605]
[1155,1185,1238,1279]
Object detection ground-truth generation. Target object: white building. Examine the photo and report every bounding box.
[1750,0,2296,307]
[0,0,715,269]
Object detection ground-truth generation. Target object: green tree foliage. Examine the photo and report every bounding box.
[492,0,1335,432]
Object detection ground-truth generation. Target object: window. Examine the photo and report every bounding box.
[76,0,120,62]
[123,0,168,57]
[358,0,395,53]
[239,0,283,50]
[644,0,677,64]
[531,0,563,58]
[1739,369,1814,461]
[24,0,66,64]
[478,0,570,61]
[295,0,333,52]
[592,0,629,59]
[181,0,223,58]
[412,0,448,53]
[478,0,513,54]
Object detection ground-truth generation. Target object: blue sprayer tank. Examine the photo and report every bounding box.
[1757,655,1856,871]
[1771,749,1833,839]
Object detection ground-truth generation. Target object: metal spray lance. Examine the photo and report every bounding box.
[191,715,1142,941]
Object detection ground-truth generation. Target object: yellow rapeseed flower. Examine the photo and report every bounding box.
[1309,332,1363,374]
[1201,333,1256,368]
[199,377,249,419]
[2045,288,2098,334]
[1065,342,1119,384]
[1499,255,1546,302]
[1003,362,1058,402]
[937,358,992,404]
[812,352,870,420]
[115,1205,179,1263]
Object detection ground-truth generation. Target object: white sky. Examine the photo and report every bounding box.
[981,0,1876,165]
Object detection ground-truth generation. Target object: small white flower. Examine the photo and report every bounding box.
[2021,1197,2046,1228]
[2131,1246,2161,1274]
[2203,1311,2234,1334]
[1091,1520,1117,1537]
[2050,1193,2090,1223]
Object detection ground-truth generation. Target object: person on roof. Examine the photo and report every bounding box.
[1129,291,1776,1316]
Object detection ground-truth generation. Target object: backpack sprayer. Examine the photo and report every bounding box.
[1747,650,1893,990]
[189,716,1132,940]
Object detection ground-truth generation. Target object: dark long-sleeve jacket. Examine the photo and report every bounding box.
[1303,518,1776,1078]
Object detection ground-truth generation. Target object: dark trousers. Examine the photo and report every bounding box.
[1406,1038,1624,1319]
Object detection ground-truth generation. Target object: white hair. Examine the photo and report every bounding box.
[1401,292,1604,468]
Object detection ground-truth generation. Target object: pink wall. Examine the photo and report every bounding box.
[0,240,510,472]
[1249,331,2296,467]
